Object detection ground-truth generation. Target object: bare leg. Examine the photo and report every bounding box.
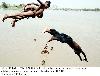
[2,14,24,22]
[81,51,88,62]
[11,19,16,27]
[77,53,82,61]
[11,15,27,27]
[48,36,58,42]
[11,19,18,27]
[2,11,35,22]
[73,41,87,61]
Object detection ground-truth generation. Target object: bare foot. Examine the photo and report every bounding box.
[2,14,8,22]
[83,59,88,62]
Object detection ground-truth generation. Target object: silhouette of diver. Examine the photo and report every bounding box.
[44,28,88,62]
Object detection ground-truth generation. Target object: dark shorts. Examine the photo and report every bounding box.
[74,47,82,54]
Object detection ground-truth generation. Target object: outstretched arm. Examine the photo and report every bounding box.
[48,36,58,42]
[37,0,44,5]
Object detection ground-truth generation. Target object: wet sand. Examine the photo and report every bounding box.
[0,10,100,67]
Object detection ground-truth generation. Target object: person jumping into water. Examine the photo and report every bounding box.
[11,2,44,27]
[2,0,51,27]
[43,28,88,62]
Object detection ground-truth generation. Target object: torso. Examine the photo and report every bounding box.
[35,4,45,12]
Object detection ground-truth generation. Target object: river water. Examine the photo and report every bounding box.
[0,9,100,66]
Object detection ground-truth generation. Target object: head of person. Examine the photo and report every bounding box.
[45,1,51,8]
